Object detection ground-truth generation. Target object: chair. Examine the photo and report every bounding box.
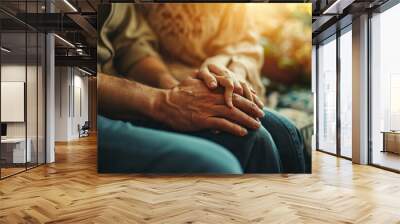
[78,121,90,138]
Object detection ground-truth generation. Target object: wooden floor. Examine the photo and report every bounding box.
[1,167,26,178]
[1,135,400,224]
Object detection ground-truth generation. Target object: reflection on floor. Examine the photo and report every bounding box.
[0,135,400,223]
[341,147,352,159]
[0,167,25,178]
[372,150,400,171]
[0,163,42,178]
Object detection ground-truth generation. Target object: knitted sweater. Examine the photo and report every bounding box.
[141,3,265,98]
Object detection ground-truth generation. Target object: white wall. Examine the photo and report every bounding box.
[54,67,89,141]
[55,66,69,141]
[72,73,89,138]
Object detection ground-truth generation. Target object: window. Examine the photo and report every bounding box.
[317,35,337,154]
[370,2,400,171]
[339,27,352,158]
[0,1,47,179]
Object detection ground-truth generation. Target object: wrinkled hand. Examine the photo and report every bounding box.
[155,78,264,136]
[196,63,264,109]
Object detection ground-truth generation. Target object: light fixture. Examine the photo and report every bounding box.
[77,67,93,76]
[63,0,78,12]
[54,34,75,48]
[76,48,87,56]
[1,47,11,53]
[322,0,354,15]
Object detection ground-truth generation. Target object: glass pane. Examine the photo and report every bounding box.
[1,1,46,178]
[38,33,45,165]
[318,36,337,154]
[340,28,352,158]
[26,0,39,169]
[371,4,400,171]
[1,30,27,177]
[27,31,38,169]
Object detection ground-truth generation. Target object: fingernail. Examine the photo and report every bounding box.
[210,81,217,88]
[253,122,261,129]
[241,128,248,136]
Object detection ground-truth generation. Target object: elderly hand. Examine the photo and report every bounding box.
[153,78,264,136]
[196,63,264,109]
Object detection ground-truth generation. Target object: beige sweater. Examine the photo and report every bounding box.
[141,3,265,99]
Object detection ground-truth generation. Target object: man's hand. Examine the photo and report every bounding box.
[196,63,264,109]
[153,78,264,136]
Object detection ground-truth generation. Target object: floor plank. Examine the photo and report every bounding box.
[1,135,400,224]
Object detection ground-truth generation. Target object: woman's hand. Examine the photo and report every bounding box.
[153,78,264,136]
[196,63,264,109]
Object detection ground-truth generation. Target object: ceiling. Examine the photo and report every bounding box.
[0,0,101,72]
[312,0,390,43]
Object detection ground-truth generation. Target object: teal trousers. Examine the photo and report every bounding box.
[98,108,309,174]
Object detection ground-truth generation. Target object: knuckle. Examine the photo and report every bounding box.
[235,82,242,88]
[233,93,240,101]
[199,71,209,79]
[195,71,202,78]
[208,64,218,71]
[226,107,236,116]
[228,123,238,131]
[227,79,234,86]
[204,71,212,78]
[199,68,207,74]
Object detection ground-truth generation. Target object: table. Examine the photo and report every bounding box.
[1,138,31,163]
[382,131,400,154]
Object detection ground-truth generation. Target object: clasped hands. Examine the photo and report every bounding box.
[154,63,265,136]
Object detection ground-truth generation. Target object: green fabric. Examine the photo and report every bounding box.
[97,113,285,173]
[97,3,159,76]
[261,108,310,173]
[127,117,282,173]
[98,115,243,174]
